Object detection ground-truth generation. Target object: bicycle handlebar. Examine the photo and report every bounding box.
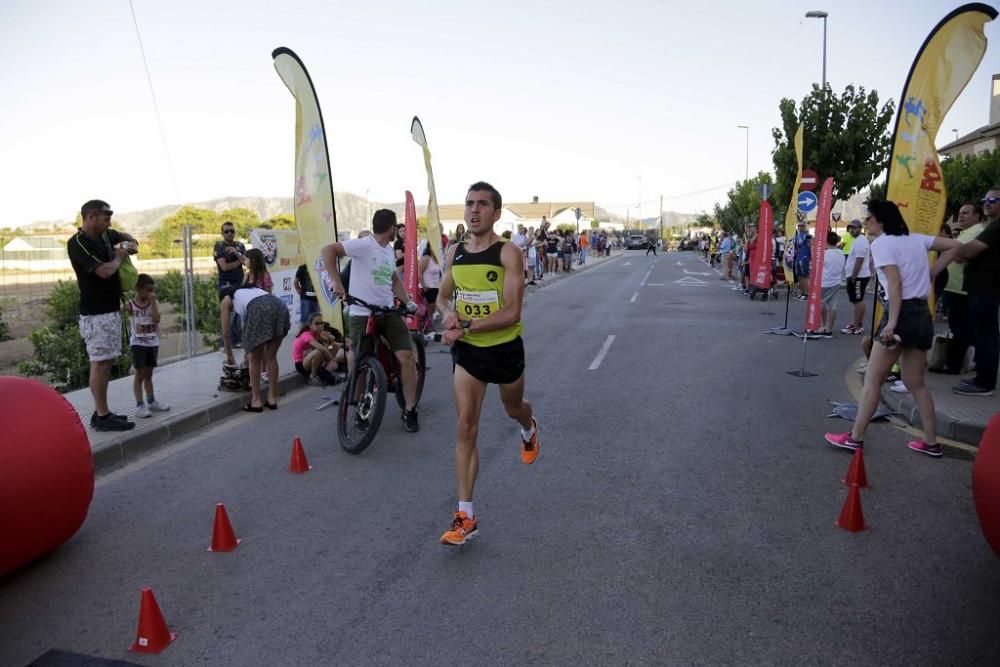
[341,294,414,315]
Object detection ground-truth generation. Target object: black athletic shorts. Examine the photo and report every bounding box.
[452,336,525,385]
[876,298,934,351]
[131,345,158,369]
[846,277,870,304]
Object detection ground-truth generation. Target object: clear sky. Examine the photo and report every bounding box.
[2,0,997,228]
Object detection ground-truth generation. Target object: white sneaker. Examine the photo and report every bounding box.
[136,404,152,418]
[856,362,868,374]
[890,380,909,393]
[148,400,171,412]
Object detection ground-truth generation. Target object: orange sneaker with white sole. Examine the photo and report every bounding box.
[521,417,540,464]
[439,511,478,546]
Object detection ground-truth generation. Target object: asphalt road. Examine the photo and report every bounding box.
[2,250,998,666]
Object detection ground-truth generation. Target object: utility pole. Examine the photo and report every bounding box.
[659,194,664,242]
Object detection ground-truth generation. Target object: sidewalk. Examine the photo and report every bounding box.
[66,249,623,470]
[65,335,306,470]
[878,360,999,447]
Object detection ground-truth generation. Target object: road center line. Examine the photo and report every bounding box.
[630,292,638,303]
[640,269,652,286]
[588,335,616,370]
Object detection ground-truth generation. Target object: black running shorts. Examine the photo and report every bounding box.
[451,336,525,385]
[846,277,870,304]
[131,345,158,369]
[876,298,934,350]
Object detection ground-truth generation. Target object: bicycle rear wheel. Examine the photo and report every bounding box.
[395,334,426,411]
[337,358,388,454]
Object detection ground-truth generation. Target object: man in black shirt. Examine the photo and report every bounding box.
[213,221,246,295]
[294,263,320,323]
[953,186,1000,396]
[214,221,246,346]
[66,199,138,431]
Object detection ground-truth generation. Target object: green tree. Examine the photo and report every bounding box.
[262,213,296,230]
[772,84,895,209]
[0,303,10,341]
[713,172,775,234]
[149,206,221,257]
[17,281,131,391]
[941,148,1000,216]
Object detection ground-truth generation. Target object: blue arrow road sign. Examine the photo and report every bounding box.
[797,191,818,213]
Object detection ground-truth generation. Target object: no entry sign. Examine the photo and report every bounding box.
[800,169,818,192]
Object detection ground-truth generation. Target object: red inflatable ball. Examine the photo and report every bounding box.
[973,413,1000,559]
[0,376,94,576]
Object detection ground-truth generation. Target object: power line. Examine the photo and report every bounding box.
[129,0,179,200]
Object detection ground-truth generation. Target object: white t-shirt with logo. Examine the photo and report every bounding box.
[845,233,872,278]
[821,248,846,288]
[869,233,935,302]
[342,235,395,316]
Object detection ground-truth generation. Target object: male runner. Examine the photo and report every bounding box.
[436,181,539,546]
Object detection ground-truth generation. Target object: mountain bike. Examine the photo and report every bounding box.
[336,295,426,454]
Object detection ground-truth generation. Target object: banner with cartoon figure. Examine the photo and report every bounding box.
[885,4,995,236]
[272,47,343,333]
[250,228,303,321]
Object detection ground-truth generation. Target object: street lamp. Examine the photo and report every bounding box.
[805,10,828,89]
[737,125,749,181]
[952,128,959,142]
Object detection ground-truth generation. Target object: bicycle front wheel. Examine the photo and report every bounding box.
[337,358,388,455]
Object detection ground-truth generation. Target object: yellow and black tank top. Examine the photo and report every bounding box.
[452,240,523,347]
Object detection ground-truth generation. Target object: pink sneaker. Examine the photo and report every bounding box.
[907,440,943,458]
[824,432,863,452]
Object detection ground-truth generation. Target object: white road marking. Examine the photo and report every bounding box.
[640,269,653,286]
[630,292,638,303]
[674,276,707,285]
[622,261,632,266]
[683,269,712,276]
[588,335,616,370]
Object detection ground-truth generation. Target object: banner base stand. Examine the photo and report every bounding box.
[766,327,796,335]
[787,369,818,377]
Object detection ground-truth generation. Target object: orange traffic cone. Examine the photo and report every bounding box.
[835,486,869,532]
[129,587,178,653]
[842,448,869,488]
[207,503,241,552]
[289,436,312,473]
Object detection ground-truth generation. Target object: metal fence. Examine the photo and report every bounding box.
[0,227,217,387]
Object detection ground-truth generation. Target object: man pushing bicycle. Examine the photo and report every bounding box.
[321,209,420,433]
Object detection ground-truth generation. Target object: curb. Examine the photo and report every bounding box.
[91,372,307,472]
[879,383,984,448]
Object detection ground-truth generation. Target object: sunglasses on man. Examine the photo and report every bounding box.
[982,196,1000,205]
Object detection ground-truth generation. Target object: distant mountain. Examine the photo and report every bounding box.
[15,195,699,237]
[16,193,405,238]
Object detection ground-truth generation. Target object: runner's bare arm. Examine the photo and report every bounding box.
[463,242,524,335]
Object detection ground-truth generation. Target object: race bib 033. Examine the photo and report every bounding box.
[456,289,499,319]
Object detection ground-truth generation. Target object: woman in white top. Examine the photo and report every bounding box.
[221,285,291,412]
[825,200,960,458]
[419,243,442,325]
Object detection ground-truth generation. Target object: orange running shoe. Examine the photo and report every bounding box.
[520,417,540,464]
[440,511,478,546]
